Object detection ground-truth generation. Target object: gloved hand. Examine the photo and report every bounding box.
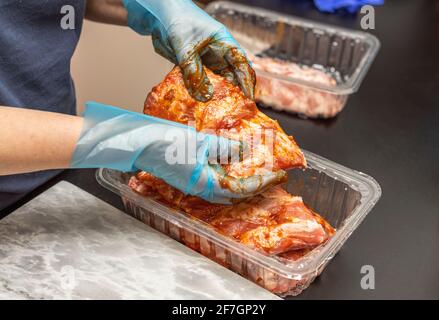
[314,0,384,13]
[123,0,256,102]
[71,101,278,204]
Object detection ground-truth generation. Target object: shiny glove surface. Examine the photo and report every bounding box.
[123,0,256,102]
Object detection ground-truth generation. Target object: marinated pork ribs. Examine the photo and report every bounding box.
[250,55,344,118]
[144,66,306,185]
[129,172,334,256]
[128,66,334,259]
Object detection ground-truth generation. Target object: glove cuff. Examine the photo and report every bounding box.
[127,0,202,29]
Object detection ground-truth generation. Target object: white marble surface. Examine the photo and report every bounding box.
[0,181,279,300]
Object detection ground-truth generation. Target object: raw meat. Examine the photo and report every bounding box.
[129,66,334,259]
[129,172,334,255]
[144,66,306,184]
[250,55,344,118]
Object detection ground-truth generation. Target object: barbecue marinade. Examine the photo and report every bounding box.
[129,66,334,257]
[143,66,306,180]
[129,172,334,255]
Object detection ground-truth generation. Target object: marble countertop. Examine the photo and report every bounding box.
[0,181,279,300]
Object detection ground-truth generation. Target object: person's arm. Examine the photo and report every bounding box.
[0,102,274,204]
[85,0,128,25]
[0,107,83,175]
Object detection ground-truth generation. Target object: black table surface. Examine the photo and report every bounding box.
[1,0,438,299]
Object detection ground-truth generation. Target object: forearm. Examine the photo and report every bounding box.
[85,0,128,26]
[0,107,83,175]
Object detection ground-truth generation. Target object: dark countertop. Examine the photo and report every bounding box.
[1,0,438,299]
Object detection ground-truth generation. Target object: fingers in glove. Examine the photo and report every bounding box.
[204,166,288,204]
[180,53,213,102]
[217,169,288,198]
[205,135,243,165]
[203,44,239,86]
[151,29,177,64]
[219,68,238,86]
[225,47,256,100]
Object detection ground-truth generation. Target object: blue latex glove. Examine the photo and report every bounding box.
[123,0,255,102]
[314,0,384,13]
[71,102,278,204]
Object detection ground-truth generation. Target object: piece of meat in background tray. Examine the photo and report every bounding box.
[250,54,344,119]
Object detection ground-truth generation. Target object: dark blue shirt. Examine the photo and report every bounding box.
[0,0,85,209]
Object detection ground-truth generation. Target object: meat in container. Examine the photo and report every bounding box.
[204,1,380,118]
[96,150,381,297]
